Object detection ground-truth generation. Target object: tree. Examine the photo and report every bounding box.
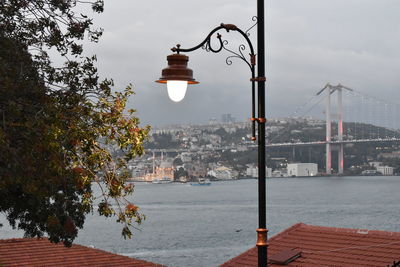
[0,1,149,246]
[173,157,184,167]
[174,167,188,181]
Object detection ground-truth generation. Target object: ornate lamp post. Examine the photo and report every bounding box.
[156,1,267,266]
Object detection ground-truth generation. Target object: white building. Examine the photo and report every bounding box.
[207,166,238,180]
[287,163,318,177]
[246,165,272,178]
[377,166,394,176]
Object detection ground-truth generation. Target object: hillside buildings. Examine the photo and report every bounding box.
[124,116,399,181]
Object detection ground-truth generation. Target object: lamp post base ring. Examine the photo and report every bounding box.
[256,228,268,247]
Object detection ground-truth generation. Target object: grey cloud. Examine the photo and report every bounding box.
[78,0,400,126]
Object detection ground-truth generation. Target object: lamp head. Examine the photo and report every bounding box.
[156,53,199,102]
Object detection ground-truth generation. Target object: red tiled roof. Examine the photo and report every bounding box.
[221,223,400,267]
[0,238,166,267]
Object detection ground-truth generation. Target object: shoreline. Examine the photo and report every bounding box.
[129,174,399,183]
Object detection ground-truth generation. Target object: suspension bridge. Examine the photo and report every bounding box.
[287,83,400,174]
[149,83,400,174]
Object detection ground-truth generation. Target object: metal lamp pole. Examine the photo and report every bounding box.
[156,1,267,265]
[256,0,267,266]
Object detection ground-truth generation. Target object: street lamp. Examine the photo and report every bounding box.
[156,1,267,266]
[155,53,199,102]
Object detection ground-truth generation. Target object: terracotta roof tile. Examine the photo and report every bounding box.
[0,238,166,267]
[220,223,400,267]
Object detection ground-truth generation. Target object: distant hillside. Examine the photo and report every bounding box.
[144,119,400,174]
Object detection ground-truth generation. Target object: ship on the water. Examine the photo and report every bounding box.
[152,177,173,184]
[190,178,211,186]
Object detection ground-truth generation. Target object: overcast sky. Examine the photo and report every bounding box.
[83,0,400,127]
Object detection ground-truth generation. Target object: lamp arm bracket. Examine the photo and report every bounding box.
[245,16,258,37]
[171,22,256,71]
[170,19,259,143]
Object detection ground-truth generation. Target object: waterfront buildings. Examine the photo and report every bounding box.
[246,165,272,178]
[129,117,399,180]
[287,163,318,177]
[377,165,394,176]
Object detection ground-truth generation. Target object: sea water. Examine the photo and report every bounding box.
[1,176,400,267]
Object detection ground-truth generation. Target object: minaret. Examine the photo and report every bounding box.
[152,151,155,174]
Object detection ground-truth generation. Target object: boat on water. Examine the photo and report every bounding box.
[152,177,173,184]
[190,178,211,186]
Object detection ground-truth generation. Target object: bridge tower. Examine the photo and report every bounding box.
[318,83,352,174]
[337,87,344,174]
[325,84,332,174]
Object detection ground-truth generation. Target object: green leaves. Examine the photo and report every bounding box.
[98,202,114,217]
[0,0,149,246]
